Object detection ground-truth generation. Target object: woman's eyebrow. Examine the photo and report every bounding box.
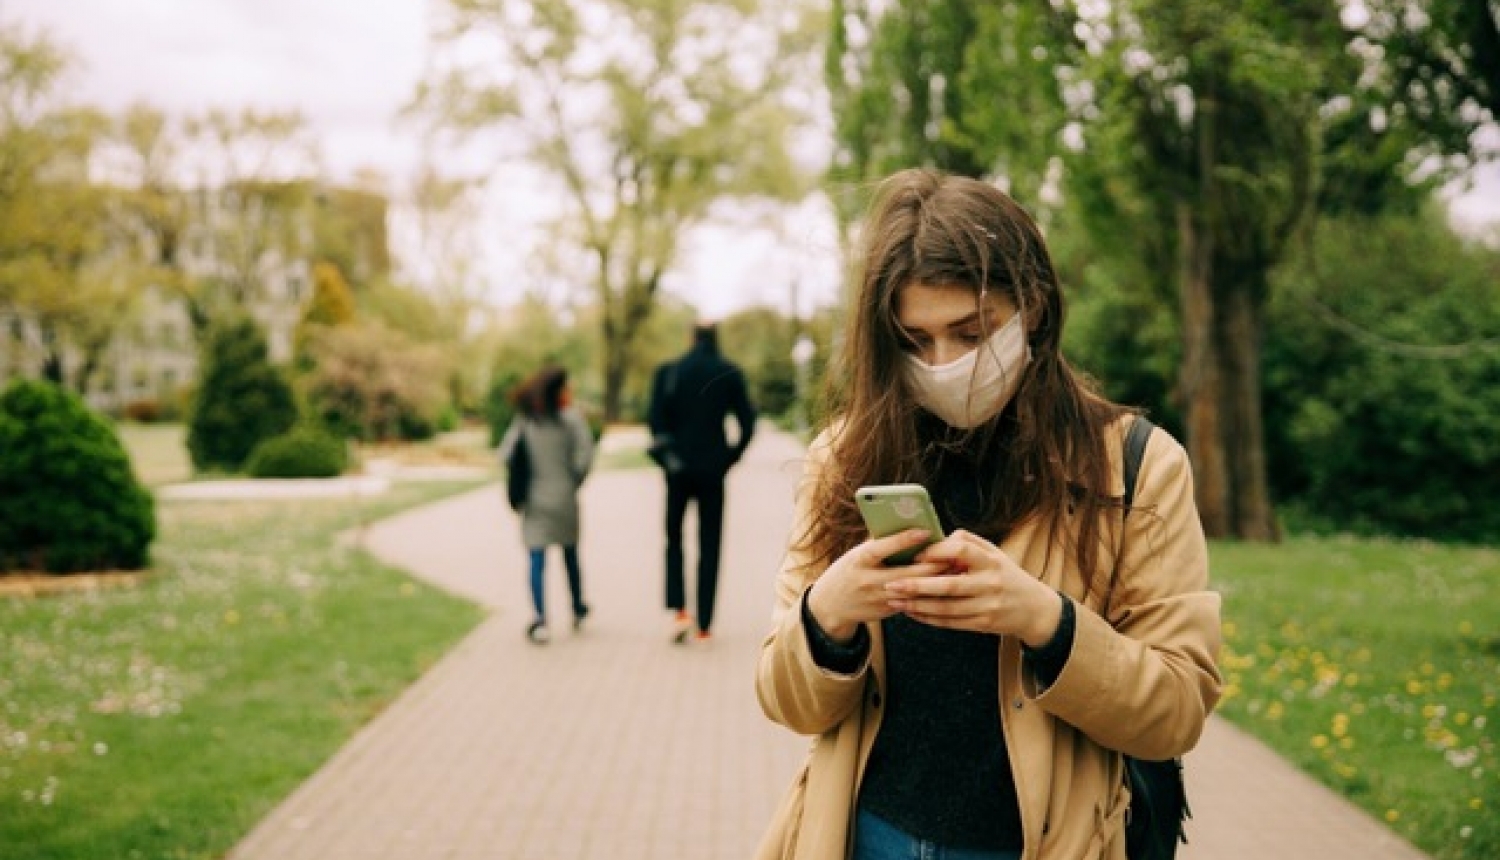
[945,311,984,329]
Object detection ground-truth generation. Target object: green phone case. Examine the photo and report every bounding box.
[855,484,945,565]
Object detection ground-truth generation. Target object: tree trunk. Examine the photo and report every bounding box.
[1176,204,1232,538]
[602,330,628,423]
[1218,273,1280,540]
[38,323,65,387]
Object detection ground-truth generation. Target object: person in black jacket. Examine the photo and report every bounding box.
[647,322,757,644]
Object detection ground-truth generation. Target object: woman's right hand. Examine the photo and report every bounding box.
[806,529,950,642]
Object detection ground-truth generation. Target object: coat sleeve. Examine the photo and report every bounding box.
[564,408,596,485]
[1031,428,1224,761]
[495,418,522,468]
[755,426,872,737]
[731,367,758,460]
[646,365,669,436]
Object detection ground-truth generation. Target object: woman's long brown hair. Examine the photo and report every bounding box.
[799,169,1133,602]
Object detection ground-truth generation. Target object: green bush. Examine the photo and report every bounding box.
[0,379,156,573]
[1264,214,1500,542]
[187,317,298,472]
[245,427,349,478]
[483,369,525,447]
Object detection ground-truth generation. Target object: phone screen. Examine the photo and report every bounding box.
[855,484,945,565]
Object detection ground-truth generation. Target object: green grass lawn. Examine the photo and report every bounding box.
[0,481,488,860]
[114,422,193,487]
[1212,536,1499,860]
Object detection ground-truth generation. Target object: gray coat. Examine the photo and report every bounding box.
[496,407,595,548]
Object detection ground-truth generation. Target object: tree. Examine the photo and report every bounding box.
[294,260,357,364]
[186,317,298,471]
[109,104,321,338]
[719,306,800,419]
[414,0,823,420]
[305,321,451,441]
[825,0,1071,206]
[0,25,133,393]
[1363,0,1499,137]
[1263,210,1500,541]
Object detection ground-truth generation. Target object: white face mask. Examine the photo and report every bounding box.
[903,313,1030,429]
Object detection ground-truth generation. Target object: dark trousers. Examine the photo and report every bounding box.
[664,470,726,632]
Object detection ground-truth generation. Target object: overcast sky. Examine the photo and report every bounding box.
[4,0,1495,317]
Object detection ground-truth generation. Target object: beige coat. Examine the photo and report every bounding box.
[754,418,1223,860]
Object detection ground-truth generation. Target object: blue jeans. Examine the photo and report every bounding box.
[853,809,1022,860]
[527,545,584,622]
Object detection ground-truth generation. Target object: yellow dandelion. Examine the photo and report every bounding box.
[1470,797,1484,811]
[1406,679,1425,695]
[1455,712,1471,726]
[1458,621,1473,635]
[224,609,240,625]
[1384,809,1400,823]
[1266,702,1285,721]
[1343,672,1360,687]
[1311,734,1329,749]
[1339,737,1354,750]
[399,582,416,596]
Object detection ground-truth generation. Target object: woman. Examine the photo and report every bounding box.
[496,365,596,644]
[754,170,1222,859]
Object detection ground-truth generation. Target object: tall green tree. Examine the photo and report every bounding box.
[111,104,320,338]
[0,25,129,394]
[187,317,297,472]
[414,0,823,420]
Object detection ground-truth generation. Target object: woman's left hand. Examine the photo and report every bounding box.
[885,529,1062,647]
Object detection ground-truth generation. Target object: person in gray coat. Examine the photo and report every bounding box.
[495,366,596,644]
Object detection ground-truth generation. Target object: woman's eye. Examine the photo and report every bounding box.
[957,331,984,347]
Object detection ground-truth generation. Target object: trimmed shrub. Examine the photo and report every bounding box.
[187,317,298,472]
[0,379,156,573]
[245,427,348,478]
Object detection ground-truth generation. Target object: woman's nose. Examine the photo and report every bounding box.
[927,338,969,367]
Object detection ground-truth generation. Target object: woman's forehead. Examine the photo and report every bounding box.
[895,281,1016,328]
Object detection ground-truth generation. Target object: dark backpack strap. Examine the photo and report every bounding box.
[1123,415,1155,515]
[1104,416,1155,615]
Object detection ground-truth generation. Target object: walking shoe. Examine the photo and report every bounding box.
[694,630,713,647]
[572,604,590,632]
[670,610,691,645]
[526,620,550,645]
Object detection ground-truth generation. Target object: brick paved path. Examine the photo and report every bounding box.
[226,426,1429,860]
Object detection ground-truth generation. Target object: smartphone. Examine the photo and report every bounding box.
[855,484,946,566]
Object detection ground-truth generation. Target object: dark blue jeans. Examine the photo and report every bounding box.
[527,545,584,623]
[853,809,1022,860]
